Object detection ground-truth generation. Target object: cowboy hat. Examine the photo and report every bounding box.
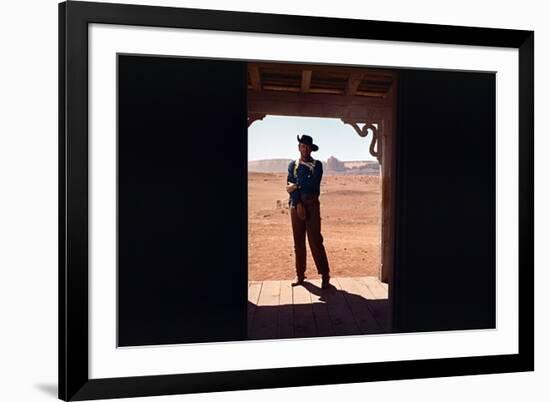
[297,134,319,152]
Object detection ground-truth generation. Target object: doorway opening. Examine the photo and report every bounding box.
[246,62,397,340]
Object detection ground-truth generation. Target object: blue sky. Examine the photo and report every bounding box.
[248,115,377,162]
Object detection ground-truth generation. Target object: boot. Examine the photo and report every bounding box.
[291,274,306,287]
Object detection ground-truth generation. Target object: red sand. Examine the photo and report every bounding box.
[248,172,381,281]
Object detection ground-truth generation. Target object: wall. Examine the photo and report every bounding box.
[0,0,547,401]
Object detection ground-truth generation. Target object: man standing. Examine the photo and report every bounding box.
[286,134,332,289]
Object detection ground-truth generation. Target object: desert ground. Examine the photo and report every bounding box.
[248,172,381,281]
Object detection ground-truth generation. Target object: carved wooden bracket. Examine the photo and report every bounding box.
[248,113,266,128]
[341,118,381,162]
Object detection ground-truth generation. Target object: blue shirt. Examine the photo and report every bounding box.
[287,158,323,207]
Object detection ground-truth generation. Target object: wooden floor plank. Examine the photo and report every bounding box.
[247,282,263,338]
[312,278,360,336]
[248,277,391,340]
[358,277,392,332]
[250,280,280,339]
[307,281,334,337]
[292,283,317,338]
[260,280,281,304]
[337,277,382,334]
[360,277,388,299]
[278,280,294,339]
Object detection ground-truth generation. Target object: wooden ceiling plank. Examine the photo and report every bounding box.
[249,101,386,120]
[249,65,262,91]
[301,70,312,92]
[248,89,392,108]
[248,61,397,80]
[346,72,363,96]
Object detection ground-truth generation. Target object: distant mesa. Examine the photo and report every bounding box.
[248,156,379,175]
[326,156,345,171]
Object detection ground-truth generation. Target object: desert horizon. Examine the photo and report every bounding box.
[248,156,380,176]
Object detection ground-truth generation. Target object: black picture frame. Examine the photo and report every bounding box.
[59,1,534,400]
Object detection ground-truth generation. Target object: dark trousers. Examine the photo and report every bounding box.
[290,194,330,278]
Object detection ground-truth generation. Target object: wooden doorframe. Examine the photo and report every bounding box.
[379,75,398,289]
[247,62,398,292]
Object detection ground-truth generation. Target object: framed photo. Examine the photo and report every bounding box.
[59,1,534,400]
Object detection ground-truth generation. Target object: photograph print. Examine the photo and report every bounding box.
[117,54,495,347]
